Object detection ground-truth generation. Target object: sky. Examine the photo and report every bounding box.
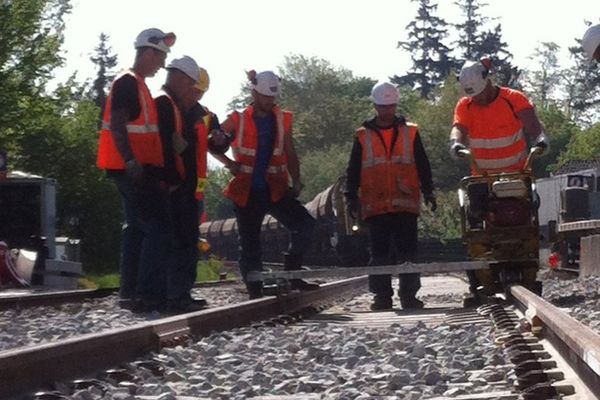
[55,0,598,120]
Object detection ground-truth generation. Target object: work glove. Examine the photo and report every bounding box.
[533,132,550,155]
[345,197,360,220]
[208,129,232,154]
[424,193,437,212]
[449,139,467,161]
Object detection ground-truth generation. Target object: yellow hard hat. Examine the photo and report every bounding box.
[195,67,210,92]
[197,238,211,253]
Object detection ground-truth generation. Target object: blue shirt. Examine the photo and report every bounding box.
[252,113,276,189]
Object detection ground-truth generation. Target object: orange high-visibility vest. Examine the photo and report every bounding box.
[357,123,421,219]
[195,109,212,201]
[455,87,530,174]
[156,90,185,179]
[223,105,291,207]
[96,70,163,169]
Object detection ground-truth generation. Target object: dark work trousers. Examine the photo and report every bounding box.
[112,173,169,304]
[366,212,421,300]
[234,188,316,282]
[167,186,200,302]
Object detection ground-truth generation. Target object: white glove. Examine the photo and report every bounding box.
[534,132,550,155]
[449,140,467,160]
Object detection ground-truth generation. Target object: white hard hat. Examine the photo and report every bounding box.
[582,24,600,60]
[253,71,280,96]
[370,82,399,105]
[167,55,200,83]
[134,28,176,53]
[458,60,489,97]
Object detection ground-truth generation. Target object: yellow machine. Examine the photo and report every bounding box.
[458,147,543,295]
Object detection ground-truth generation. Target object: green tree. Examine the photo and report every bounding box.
[533,105,581,177]
[0,0,71,155]
[557,123,600,167]
[88,33,117,111]
[412,76,470,190]
[522,42,562,109]
[204,168,235,220]
[453,0,519,86]
[567,35,600,126]
[393,0,454,98]
[227,55,375,156]
[300,143,352,202]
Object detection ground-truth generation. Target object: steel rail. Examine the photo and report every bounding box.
[263,260,488,280]
[0,280,237,311]
[510,284,600,398]
[0,276,367,399]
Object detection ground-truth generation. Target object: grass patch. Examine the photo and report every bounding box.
[197,257,232,282]
[84,257,234,289]
[86,273,120,289]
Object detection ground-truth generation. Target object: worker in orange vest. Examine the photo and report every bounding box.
[96,28,175,312]
[344,82,436,311]
[194,67,221,225]
[155,56,221,313]
[213,70,317,299]
[583,24,600,62]
[449,58,549,304]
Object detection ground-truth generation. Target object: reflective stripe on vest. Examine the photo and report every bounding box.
[158,90,185,179]
[358,124,421,218]
[475,151,527,171]
[362,126,413,167]
[223,105,291,207]
[195,111,211,200]
[96,70,163,169]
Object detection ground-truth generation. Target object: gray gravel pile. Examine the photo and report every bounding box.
[62,294,516,400]
[542,274,600,334]
[0,284,247,352]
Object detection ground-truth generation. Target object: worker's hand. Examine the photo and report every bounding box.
[424,193,437,212]
[226,160,240,175]
[533,132,550,155]
[449,139,467,161]
[125,159,144,184]
[290,181,304,198]
[345,197,359,220]
[208,129,231,154]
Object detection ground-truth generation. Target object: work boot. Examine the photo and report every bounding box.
[370,295,393,311]
[289,279,320,290]
[284,253,319,291]
[166,297,208,313]
[463,295,482,308]
[400,297,424,309]
[246,281,263,300]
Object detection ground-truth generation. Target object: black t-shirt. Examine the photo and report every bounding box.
[111,73,141,121]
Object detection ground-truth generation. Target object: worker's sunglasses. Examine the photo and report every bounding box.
[148,35,175,48]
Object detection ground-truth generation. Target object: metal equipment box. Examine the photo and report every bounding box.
[0,175,56,259]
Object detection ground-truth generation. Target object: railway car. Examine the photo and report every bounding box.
[536,163,600,271]
[200,177,371,268]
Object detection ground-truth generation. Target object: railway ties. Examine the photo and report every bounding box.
[3,276,600,399]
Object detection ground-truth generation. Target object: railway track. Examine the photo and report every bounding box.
[1,274,599,399]
[0,279,237,311]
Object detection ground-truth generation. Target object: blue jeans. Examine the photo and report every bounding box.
[112,173,169,304]
[234,188,315,281]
